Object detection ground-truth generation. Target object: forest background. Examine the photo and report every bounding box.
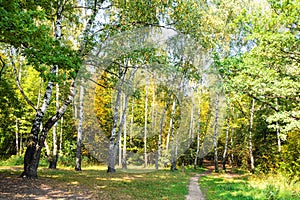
[0,0,299,184]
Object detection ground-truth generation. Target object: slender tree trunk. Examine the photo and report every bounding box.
[230,127,234,166]
[15,62,22,156]
[130,98,134,147]
[151,84,155,130]
[119,94,123,167]
[194,97,201,169]
[107,86,121,173]
[20,0,63,178]
[155,101,169,170]
[20,0,97,178]
[275,98,281,153]
[222,98,230,170]
[170,99,177,171]
[165,115,172,153]
[44,140,51,158]
[107,68,136,173]
[20,131,23,154]
[115,92,130,171]
[144,78,148,168]
[59,116,63,155]
[75,79,84,171]
[249,99,255,174]
[16,118,19,155]
[49,66,59,169]
[213,93,219,172]
[122,95,127,169]
[188,103,194,146]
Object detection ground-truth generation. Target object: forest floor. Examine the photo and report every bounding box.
[0,166,92,199]
[0,163,217,200]
[0,165,199,199]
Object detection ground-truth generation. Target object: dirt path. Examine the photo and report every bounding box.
[185,173,205,200]
[185,170,211,200]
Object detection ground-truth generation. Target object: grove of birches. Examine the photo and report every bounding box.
[0,0,299,180]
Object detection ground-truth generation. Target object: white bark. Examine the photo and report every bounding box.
[165,115,172,153]
[119,94,123,167]
[194,97,201,169]
[188,103,195,146]
[249,99,255,173]
[170,99,177,171]
[122,94,127,169]
[156,101,169,170]
[107,84,122,173]
[75,78,84,171]
[213,93,219,172]
[15,118,19,155]
[60,116,63,155]
[222,98,230,170]
[130,98,134,146]
[144,78,148,168]
[275,98,281,153]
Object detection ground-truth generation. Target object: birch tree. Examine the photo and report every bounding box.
[213,93,220,172]
[249,99,255,173]
[222,97,230,170]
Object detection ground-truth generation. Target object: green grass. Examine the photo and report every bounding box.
[199,173,300,200]
[0,165,205,200]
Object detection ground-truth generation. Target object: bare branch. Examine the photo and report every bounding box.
[9,47,37,111]
[88,78,107,88]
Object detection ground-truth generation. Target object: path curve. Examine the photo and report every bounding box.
[186,171,210,200]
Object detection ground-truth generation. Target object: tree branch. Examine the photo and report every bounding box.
[88,78,107,88]
[9,47,37,111]
[39,79,76,146]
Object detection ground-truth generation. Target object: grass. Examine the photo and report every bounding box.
[0,164,205,200]
[199,172,300,200]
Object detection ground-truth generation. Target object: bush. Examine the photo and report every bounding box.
[0,155,24,166]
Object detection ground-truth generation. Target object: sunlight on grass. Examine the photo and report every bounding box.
[199,173,300,200]
[0,164,204,199]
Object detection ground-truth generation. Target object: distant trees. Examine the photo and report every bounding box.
[0,0,298,180]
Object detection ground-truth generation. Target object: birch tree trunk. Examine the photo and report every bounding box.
[107,85,122,173]
[49,66,59,169]
[130,98,134,147]
[75,79,84,171]
[144,78,148,168]
[59,116,63,155]
[20,0,98,178]
[194,97,201,169]
[222,98,230,170]
[249,99,255,174]
[15,118,19,155]
[165,114,172,153]
[213,93,219,172]
[170,99,177,171]
[188,103,194,146]
[155,101,169,170]
[119,94,123,167]
[107,68,136,173]
[275,98,281,153]
[122,95,127,169]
